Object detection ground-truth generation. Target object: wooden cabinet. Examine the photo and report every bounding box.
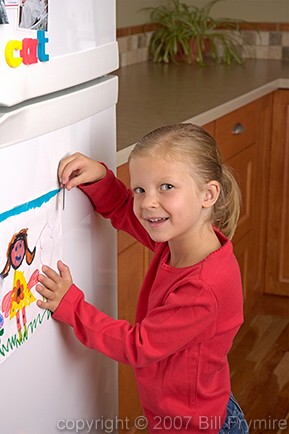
[202,120,215,136]
[215,95,273,310]
[265,90,289,296]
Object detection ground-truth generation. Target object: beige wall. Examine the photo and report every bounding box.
[116,0,289,28]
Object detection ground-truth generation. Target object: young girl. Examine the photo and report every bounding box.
[36,123,248,434]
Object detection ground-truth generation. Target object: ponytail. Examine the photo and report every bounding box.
[213,164,241,240]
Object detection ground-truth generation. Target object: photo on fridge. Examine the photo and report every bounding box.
[18,0,48,30]
[0,0,9,24]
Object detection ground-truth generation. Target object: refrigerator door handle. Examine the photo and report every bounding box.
[0,75,118,149]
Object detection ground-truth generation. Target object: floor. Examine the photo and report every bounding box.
[229,293,289,434]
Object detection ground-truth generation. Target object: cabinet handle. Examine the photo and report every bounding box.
[232,123,245,135]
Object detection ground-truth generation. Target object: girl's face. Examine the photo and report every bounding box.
[130,155,212,245]
[11,239,25,269]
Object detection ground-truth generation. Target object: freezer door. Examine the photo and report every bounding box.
[0,0,118,106]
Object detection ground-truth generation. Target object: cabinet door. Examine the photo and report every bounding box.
[215,95,272,310]
[202,121,215,136]
[226,145,256,302]
[232,231,253,302]
[118,240,149,433]
[265,90,289,296]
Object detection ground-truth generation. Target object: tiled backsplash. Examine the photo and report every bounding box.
[117,24,289,67]
[118,31,152,67]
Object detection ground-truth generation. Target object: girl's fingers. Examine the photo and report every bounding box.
[57,260,72,281]
[58,153,106,190]
[41,265,61,282]
[36,297,56,312]
[36,262,72,313]
[37,275,56,291]
[58,153,81,185]
[36,283,55,300]
[38,262,72,292]
[58,153,86,187]
[36,299,48,309]
[65,173,88,191]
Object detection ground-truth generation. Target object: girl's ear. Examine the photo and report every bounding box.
[202,181,220,208]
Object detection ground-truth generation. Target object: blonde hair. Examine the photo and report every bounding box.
[129,123,241,239]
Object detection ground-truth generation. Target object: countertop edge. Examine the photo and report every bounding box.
[116,77,289,167]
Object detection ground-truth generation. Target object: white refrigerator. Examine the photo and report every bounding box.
[0,1,118,433]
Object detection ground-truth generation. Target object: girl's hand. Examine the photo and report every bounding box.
[36,260,73,312]
[58,152,106,191]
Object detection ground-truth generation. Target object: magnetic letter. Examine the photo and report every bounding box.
[20,38,38,65]
[37,30,49,62]
[5,40,23,68]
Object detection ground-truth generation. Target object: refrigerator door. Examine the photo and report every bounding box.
[0,0,118,106]
[0,76,118,433]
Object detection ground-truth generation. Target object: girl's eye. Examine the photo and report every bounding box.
[133,187,145,194]
[160,184,174,191]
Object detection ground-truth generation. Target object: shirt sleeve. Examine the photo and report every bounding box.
[52,282,218,368]
[78,165,155,251]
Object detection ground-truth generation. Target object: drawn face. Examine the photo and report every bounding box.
[11,239,25,269]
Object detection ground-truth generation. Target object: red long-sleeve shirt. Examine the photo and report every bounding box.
[53,168,244,433]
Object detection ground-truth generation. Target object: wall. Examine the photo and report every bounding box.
[116,0,289,28]
[116,0,289,67]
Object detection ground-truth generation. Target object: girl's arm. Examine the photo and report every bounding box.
[58,152,154,250]
[37,263,218,368]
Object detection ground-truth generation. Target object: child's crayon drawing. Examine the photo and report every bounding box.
[0,189,62,364]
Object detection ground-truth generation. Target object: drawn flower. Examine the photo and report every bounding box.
[11,279,25,305]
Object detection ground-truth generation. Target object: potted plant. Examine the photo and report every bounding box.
[145,0,253,65]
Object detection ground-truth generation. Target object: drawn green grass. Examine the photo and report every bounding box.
[0,309,51,358]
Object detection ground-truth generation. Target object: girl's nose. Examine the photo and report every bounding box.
[141,192,158,209]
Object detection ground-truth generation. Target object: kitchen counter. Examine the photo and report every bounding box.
[115,59,289,166]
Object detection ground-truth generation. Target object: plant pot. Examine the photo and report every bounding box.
[176,38,211,63]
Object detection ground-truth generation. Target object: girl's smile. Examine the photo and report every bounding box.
[145,216,169,229]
